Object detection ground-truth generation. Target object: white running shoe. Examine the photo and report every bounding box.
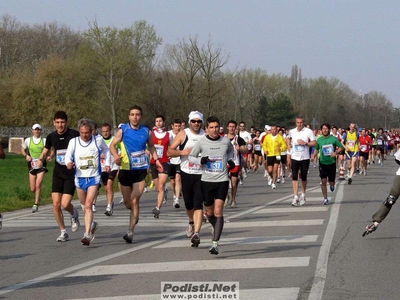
[71,209,80,232]
[92,204,96,212]
[282,177,285,183]
[186,223,194,238]
[268,178,272,186]
[271,183,276,189]
[263,171,268,178]
[173,197,180,209]
[299,194,306,206]
[291,196,299,206]
[163,188,168,204]
[56,232,69,242]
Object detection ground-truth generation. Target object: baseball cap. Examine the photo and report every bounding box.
[32,123,42,130]
[188,111,203,122]
[265,125,271,130]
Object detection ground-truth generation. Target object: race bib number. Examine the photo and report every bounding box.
[130,150,148,169]
[378,140,383,145]
[255,144,261,151]
[79,155,96,170]
[155,145,164,158]
[30,158,40,169]
[360,145,367,152]
[322,144,334,156]
[347,141,355,148]
[205,155,223,173]
[294,145,305,152]
[56,149,67,165]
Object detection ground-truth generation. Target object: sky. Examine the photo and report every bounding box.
[1,1,399,106]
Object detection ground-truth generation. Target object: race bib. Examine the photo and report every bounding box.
[155,145,164,158]
[347,141,355,148]
[322,144,334,156]
[360,145,367,152]
[56,149,67,165]
[294,145,305,152]
[205,155,223,173]
[255,144,261,151]
[79,155,96,170]
[188,162,201,172]
[378,140,383,145]
[30,158,40,169]
[130,150,148,169]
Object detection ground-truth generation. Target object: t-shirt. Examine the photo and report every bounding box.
[45,128,80,174]
[315,135,343,165]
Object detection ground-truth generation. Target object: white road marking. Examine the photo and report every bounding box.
[67,257,310,277]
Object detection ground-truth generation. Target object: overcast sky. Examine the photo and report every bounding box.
[2,1,399,106]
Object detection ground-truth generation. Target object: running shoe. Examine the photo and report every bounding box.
[32,204,38,213]
[186,223,194,238]
[209,241,219,255]
[119,198,124,204]
[224,194,230,207]
[291,196,299,206]
[364,170,367,176]
[163,188,168,204]
[348,177,352,185]
[71,209,80,232]
[56,232,69,242]
[271,183,276,189]
[104,202,114,216]
[239,178,243,185]
[268,178,272,186]
[173,197,180,209]
[152,207,160,218]
[263,171,268,178]
[149,181,154,189]
[282,177,285,184]
[330,185,335,192]
[191,233,200,247]
[323,198,329,205]
[277,178,281,183]
[92,204,97,212]
[81,234,91,246]
[231,201,236,208]
[299,194,306,206]
[143,186,148,193]
[123,231,133,243]
[90,221,98,241]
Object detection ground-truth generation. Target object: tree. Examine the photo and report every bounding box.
[79,20,162,128]
[266,93,297,128]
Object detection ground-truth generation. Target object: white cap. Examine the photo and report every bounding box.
[265,125,271,130]
[188,111,203,122]
[32,123,42,130]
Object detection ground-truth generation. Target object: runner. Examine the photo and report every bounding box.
[359,128,372,175]
[189,115,234,255]
[110,105,163,243]
[168,111,205,247]
[150,115,171,218]
[21,123,48,212]
[312,123,343,205]
[263,125,286,189]
[65,118,111,245]
[37,111,80,242]
[342,123,360,184]
[287,116,316,206]
[168,119,182,209]
[100,123,120,216]
[252,129,263,173]
[225,120,247,208]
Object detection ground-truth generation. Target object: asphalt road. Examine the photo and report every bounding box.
[1,157,400,300]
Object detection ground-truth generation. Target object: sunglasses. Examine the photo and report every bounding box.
[190,120,202,124]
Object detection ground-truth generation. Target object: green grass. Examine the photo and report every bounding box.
[0,153,57,212]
